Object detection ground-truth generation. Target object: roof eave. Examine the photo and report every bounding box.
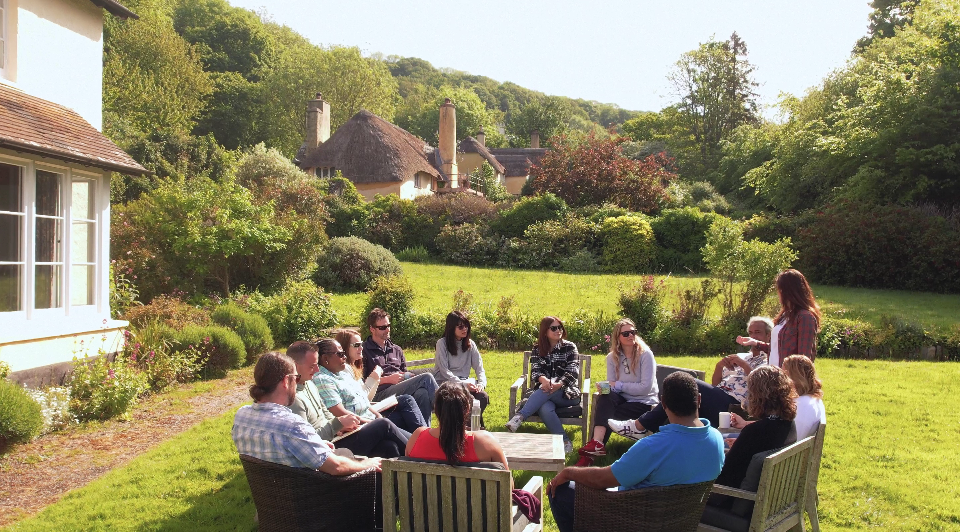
[88,0,139,19]
[0,138,151,176]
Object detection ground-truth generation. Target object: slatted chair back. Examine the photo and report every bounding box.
[382,459,517,532]
[804,423,827,532]
[509,351,592,442]
[749,435,814,531]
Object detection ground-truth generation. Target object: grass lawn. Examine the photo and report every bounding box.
[6,353,959,531]
[329,262,960,330]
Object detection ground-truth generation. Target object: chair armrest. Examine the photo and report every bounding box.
[520,475,543,502]
[512,476,544,532]
[710,484,757,501]
[581,378,591,394]
[509,376,525,416]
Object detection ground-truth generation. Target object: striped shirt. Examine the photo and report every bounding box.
[314,366,376,421]
[232,401,332,469]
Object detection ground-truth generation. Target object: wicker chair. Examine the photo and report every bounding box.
[509,351,592,442]
[238,454,380,532]
[573,481,714,532]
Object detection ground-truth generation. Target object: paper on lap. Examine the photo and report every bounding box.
[369,394,398,414]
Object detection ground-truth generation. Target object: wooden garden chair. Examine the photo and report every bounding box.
[803,423,827,532]
[573,480,715,532]
[587,363,706,440]
[381,458,543,532]
[698,435,815,532]
[406,357,436,376]
[508,351,591,443]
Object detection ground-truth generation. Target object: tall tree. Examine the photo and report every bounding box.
[856,0,920,51]
[505,97,572,148]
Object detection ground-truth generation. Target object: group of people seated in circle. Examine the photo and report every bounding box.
[231,268,828,532]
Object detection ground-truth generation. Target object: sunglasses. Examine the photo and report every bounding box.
[350,341,362,348]
[549,325,564,332]
[286,372,302,383]
[324,350,347,358]
[373,324,391,331]
[456,323,469,330]
[620,330,638,338]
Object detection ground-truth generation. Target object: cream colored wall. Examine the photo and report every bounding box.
[355,174,436,201]
[457,153,485,177]
[12,0,104,130]
[505,175,528,196]
[1,326,125,373]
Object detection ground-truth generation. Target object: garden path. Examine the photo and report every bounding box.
[0,370,250,527]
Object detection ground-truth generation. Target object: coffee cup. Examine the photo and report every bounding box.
[718,412,731,429]
[598,381,610,394]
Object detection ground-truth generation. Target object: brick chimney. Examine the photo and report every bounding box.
[530,129,540,149]
[439,98,459,186]
[476,126,485,147]
[305,92,330,162]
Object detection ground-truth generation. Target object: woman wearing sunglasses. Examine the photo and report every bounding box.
[576,318,659,466]
[336,329,380,400]
[313,338,427,434]
[505,316,580,454]
[434,311,489,428]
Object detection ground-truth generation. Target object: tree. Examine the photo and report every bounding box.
[505,97,571,148]
[668,32,760,177]
[394,86,504,146]
[527,133,675,212]
[856,0,920,51]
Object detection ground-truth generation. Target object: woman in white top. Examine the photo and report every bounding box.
[730,354,826,441]
[576,318,658,466]
[434,311,488,428]
[336,329,379,400]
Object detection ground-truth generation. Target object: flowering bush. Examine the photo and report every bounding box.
[122,295,210,330]
[69,354,148,421]
[24,386,75,434]
[0,360,9,379]
[120,326,201,392]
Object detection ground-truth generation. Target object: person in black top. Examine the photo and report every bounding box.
[709,365,796,509]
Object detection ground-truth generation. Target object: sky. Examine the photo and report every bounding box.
[228,0,875,117]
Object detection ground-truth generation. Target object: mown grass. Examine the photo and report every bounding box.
[329,262,960,330]
[7,353,960,531]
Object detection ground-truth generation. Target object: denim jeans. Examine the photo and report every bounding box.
[374,372,439,422]
[518,387,580,440]
[548,481,576,532]
[384,394,427,433]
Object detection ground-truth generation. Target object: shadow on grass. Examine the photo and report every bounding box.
[143,469,257,532]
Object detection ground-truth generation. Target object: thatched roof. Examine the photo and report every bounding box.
[298,110,440,184]
[458,137,506,174]
[488,148,548,178]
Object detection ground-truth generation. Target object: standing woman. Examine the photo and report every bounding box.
[336,329,380,400]
[434,311,489,428]
[737,269,821,367]
[505,316,581,454]
[576,318,658,466]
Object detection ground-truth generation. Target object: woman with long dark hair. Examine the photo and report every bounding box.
[505,316,580,454]
[406,381,507,466]
[736,269,821,367]
[434,311,489,428]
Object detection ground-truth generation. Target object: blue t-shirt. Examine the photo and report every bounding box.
[610,419,725,491]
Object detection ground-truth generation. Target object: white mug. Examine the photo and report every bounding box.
[718,412,732,429]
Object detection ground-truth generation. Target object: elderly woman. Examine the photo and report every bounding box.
[434,311,489,428]
[505,316,580,454]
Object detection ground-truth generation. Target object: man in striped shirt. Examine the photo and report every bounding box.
[232,351,381,475]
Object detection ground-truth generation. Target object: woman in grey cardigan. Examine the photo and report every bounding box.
[576,317,658,466]
[434,311,488,428]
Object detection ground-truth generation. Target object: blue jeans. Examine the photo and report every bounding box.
[548,481,576,532]
[519,387,580,440]
[384,394,427,433]
[375,373,439,423]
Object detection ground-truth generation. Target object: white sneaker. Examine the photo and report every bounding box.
[505,414,523,433]
[608,418,647,440]
[563,440,573,454]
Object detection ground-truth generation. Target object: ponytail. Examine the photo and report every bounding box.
[249,351,295,402]
[435,381,471,465]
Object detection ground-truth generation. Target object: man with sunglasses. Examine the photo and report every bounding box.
[232,352,381,475]
[287,341,409,458]
[362,308,438,422]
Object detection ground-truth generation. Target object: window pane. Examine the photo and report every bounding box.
[0,213,21,262]
[70,264,95,306]
[36,171,61,216]
[71,220,95,263]
[0,162,21,212]
[71,180,94,220]
[35,264,61,309]
[35,218,62,262]
[0,264,20,312]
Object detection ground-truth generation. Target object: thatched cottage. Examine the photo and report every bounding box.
[296,95,546,200]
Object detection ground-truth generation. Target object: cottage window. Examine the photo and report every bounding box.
[0,160,101,317]
[414,174,422,189]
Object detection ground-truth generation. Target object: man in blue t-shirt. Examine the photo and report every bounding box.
[547,371,724,532]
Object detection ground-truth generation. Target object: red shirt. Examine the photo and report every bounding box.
[409,430,480,463]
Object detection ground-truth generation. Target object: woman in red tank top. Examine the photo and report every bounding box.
[407,381,508,466]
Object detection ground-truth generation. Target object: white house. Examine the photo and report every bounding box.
[0,0,147,385]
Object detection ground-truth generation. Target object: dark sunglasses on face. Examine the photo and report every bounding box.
[350,341,362,348]
[324,351,347,358]
[620,330,638,338]
[287,373,302,383]
[373,324,391,331]
[549,325,563,332]
[456,323,469,330]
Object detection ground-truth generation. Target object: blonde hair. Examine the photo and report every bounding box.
[608,318,648,380]
[745,366,797,420]
[782,355,823,399]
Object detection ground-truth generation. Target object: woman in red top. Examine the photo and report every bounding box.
[737,269,821,367]
[406,381,508,466]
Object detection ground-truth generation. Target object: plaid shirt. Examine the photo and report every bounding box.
[530,339,581,400]
[232,402,331,469]
[314,366,376,421]
[757,309,819,365]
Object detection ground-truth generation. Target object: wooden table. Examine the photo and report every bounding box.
[489,432,566,472]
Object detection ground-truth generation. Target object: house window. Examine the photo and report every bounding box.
[0,163,23,312]
[34,170,64,309]
[414,174,422,189]
[318,167,336,178]
[71,178,96,306]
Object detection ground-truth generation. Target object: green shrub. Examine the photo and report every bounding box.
[24,386,74,434]
[618,276,667,337]
[314,236,403,292]
[242,281,338,349]
[564,311,618,354]
[396,246,431,263]
[363,194,435,251]
[0,380,44,449]
[576,203,631,224]
[435,224,499,265]
[670,279,719,327]
[69,355,148,421]
[123,324,202,392]
[599,215,656,273]
[170,325,245,379]
[558,249,601,273]
[0,360,9,379]
[490,193,567,238]
[649,207,719,273]
[122,295,210,330]
[362,274,416,330]
[517,215,599,269]
[211,302,274,364]
[324,176,369,239]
